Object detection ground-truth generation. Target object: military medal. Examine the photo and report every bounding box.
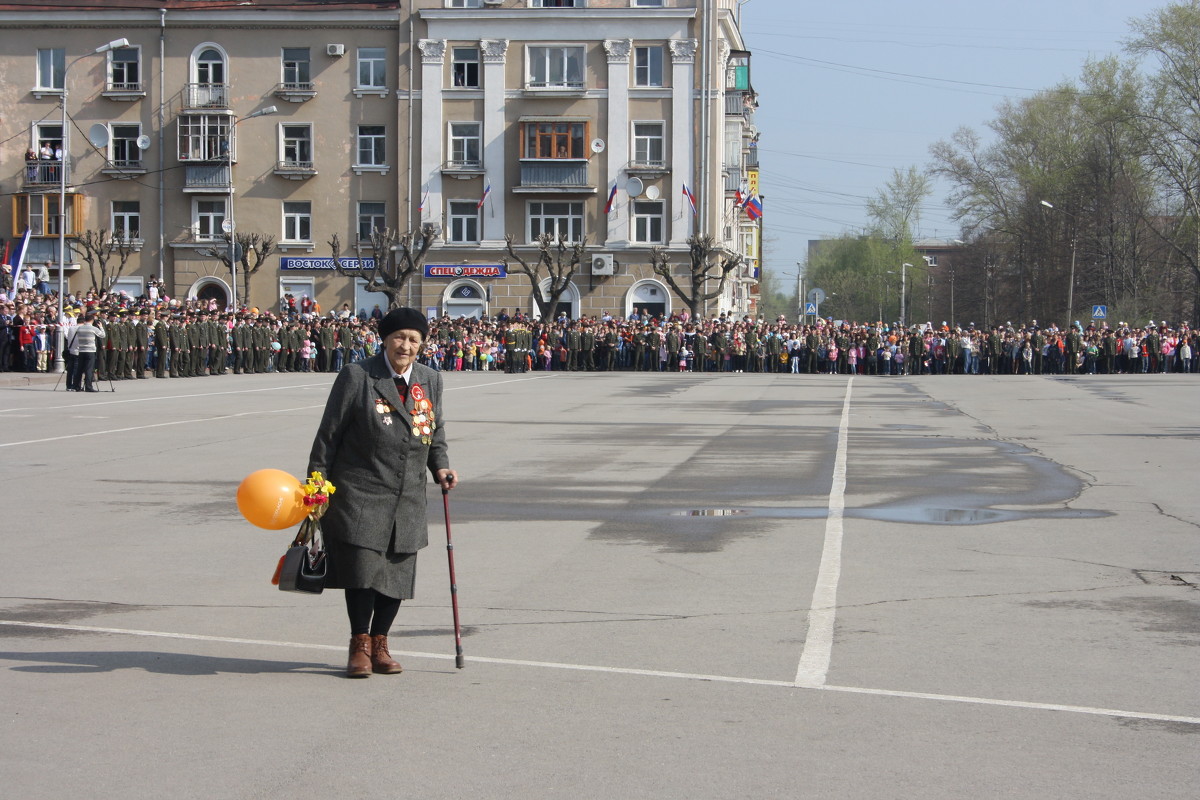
[375,397,394,425]
[408,383,435,444]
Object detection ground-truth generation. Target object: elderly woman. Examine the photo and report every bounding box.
[307,307,458,678]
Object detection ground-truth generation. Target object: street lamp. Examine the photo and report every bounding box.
[900,262,913,329]
[227,105,277,311]
[53,37,129,373]
[1040,200,1077,328]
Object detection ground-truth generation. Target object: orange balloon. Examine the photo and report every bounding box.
[236,469,307,530]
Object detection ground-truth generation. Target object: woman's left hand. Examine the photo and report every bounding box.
[435,469,459,492]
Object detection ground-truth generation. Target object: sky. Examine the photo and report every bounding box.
[740,0,1169,279]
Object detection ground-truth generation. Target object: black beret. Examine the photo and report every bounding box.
[379,307,429,341]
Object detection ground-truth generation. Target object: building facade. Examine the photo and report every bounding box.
[1,0,759,320]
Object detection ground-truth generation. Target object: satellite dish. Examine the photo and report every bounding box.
[625,177,644,198]
[590,138,606,154]
[88,124,109,149]
[807,288,826,304]
[136,134,152,150]
[645,184,660,200]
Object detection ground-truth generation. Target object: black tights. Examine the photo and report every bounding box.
[344,588,402,636]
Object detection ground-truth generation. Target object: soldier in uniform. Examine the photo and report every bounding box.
[836,327,852,375]
[1030,327,1045,375]
[805,327,820,374]
[580,323,596,371]
[645,325,663,371]
[564,323,581,371]
[169,314,187,377]
[865,327,880,375]
[666,325,682,373]
[153,311,169,378]
[132,310,149,378]
[1066,324,1083,375]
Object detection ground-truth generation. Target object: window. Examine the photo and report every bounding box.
[281,124,313,167]
[196,48,225,85]
[632,200,664,244]
[523,121,587,159]
[283,202,312,242]
[358,202,386,240]
[634,46,664,87]
[112,201,141,242]
[109,47,140,90]
[13,194,80,236]
[448,122,482,167]
[179,115,232,161]
[36,123,63,158]
[356,125,386,166]
[36,48,65,90]
[527,46,584,89]
[447,201,480,243]
[110,124,142,167]
[281,48,311,88]
[194,199,227,241]
[632,122,665,166]
[448,0,482,6]
[528,201,583,242]
[451,47,480,88]
[357,48,386,89]
[532,0,580,7]
[632,0,664,6]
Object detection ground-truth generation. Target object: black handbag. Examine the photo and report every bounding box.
[277,517,327,594]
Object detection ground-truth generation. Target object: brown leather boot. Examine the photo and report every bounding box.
[370,634,403,674]
[347,634,372,678]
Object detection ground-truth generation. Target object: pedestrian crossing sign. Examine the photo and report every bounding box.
[1092,305,1107,319]
[805,302,818,315]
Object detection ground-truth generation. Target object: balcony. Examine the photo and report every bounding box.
[274,160,317,180]
[184,83,230,110]
[441,159,485,179]
[183,164,231,192]
[725,90,756,119]
[514,160,592,193]
[103,82,145,101]
[274,82,316,103]
[627,159,669,178]
[101,159,147,179]
[22,160,66,189]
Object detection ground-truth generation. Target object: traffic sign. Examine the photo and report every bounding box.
[804,302,818,315]
[1091,305,1107,319]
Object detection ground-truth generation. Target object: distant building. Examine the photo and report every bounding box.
[1,0,760,319]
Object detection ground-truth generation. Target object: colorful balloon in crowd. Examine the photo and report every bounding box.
[237,469,307,530]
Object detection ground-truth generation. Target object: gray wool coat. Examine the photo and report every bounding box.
[307,355,450,554]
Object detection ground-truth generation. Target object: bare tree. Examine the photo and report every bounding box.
[501,233,583,321]
[650,235,743,318]
[74,228,137,292]
[327,224,438,311]
[199,231,277,309]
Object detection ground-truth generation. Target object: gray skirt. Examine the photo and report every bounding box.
[324,534,418,600]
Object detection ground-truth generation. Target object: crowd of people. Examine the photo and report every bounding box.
[1,280,1197,381]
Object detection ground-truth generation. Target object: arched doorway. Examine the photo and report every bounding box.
[443,280,487,319]
[626,279,670,321]
[536,278,579,321]
[190,277,230,310]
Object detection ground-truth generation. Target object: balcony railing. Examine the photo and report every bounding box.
[274,160,317,180]
[274,82,316,102]
[725,90,756,117]
[184,83,230,109]
[108,82,142,93]
[23,160,66,187]
[184,164,231,191]
[519,160,589,189]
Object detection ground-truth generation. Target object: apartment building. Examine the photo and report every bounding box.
[0,0,760,320]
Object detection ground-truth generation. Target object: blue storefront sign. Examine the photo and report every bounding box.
[279,257,375,271]
[424,264,507,279]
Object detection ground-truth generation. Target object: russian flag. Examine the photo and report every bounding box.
[744,194,763,221]
[9,228,31,286]
[417,187,429,214]
[476,181,491,210]
[604,182,618,215]
[682,183,697,216]
[734,181,746,208]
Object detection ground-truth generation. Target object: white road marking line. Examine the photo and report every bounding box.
[3,619,1196,725]
[0,382,333,414]
[0,375,550,448]
[795,376,853,688]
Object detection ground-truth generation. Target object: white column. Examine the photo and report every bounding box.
[604,39,632,249]
[480,39,509,246]
[670,39,697,246]
[418,39,446,231]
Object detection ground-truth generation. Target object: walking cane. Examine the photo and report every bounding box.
[442,487,465,669]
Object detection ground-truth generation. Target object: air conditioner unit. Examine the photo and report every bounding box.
[591,253,615,276]
[327,44,346,57]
